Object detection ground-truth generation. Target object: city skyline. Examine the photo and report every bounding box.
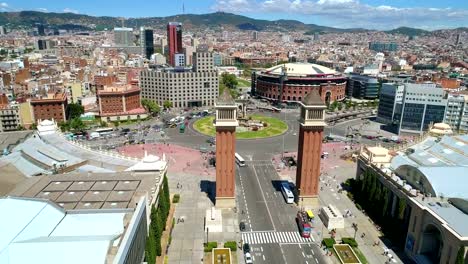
[1,0,467,30]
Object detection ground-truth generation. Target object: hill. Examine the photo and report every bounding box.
[0,11,459,35]
[385,27,429,37]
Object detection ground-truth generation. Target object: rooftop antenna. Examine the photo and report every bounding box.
[120,17,125,28]
[182,2,185,14]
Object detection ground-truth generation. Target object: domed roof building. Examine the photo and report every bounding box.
[252,62,347,105]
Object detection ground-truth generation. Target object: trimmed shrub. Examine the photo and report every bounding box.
[342,237,358,247]
[322,238,336,248]
[224,241,237,252]
[172,194,180,203]
[204,241,218,252]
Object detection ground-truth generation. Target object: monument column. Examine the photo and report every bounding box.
[296,89,326,208]
[214,89,238,208]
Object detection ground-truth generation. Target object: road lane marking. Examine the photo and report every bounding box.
[302,252,305,257]
[252,165,276,230]
[298,244,301,249]
[263,255,265,261]
[315,257,319,263]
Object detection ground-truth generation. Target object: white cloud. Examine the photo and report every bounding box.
[0,2,8,8]
[63,7,79,14]
[211,0,468,29]
[37,8,48,12]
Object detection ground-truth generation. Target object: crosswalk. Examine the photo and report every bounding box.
[241,231,315,245]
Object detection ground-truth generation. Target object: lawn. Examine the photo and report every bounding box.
[237,78,251,87]
[193,114,288,139]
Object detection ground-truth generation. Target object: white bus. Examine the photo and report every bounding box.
[95,128,114,136]
[235,153,246,167]
[281,182,294,204]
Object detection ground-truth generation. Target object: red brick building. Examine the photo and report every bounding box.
[253,63,347,105]
[97,85,147,122]
[30,91,68,122]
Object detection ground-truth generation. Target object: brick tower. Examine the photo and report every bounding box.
[214,89,238,208]
[296,89,326,208]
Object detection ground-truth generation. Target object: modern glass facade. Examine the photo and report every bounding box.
[347,74,380,99]
[423,105,446,129]
[401,103,425,131]
[377,93,396,123]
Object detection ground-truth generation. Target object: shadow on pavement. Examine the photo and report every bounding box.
[200,180,216,205]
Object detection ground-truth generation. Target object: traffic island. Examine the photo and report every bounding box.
[193,114,288,139]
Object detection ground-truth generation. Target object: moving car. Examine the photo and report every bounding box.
[245,252,253,264]
[243,243,251,253]
[239,221,246,231]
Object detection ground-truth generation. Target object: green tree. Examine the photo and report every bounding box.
[456,246,466,264]
[142,98,161,115]
[58,121,70,132]
[337,102,343,111]
[100,121,108,127]
[145,229,156,264]
[221,73,238,89]
[112,121,120,128]
[163,100,173,109]
[66,103,84,119]
[69,118,85,131]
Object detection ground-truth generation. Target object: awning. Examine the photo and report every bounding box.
[306,210,314,219]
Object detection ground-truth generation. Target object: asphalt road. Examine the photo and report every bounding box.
[115,108,398,264]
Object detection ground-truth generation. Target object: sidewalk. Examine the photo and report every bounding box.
[167,172,239,264]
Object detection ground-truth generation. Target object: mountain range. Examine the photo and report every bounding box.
[0,11,466,37]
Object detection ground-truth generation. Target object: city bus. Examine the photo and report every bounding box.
[95,128,114,136]
[281,182,294,204]
[235,153,246,167]
[257,106,281,113]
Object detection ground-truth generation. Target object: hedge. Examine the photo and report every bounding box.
[172,194,180,203]
[342,237,358,247]
[322,238,336,248]
[224,241,237,252]
[204,241,218,252]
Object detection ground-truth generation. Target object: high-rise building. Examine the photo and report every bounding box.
[140,27,154,59]
[0,26,6,35]
[455,33,462,45]
[114,27,133,47]
[377,83,447,134]
[252,31,258,40]
[37,24,45,36]
[346,74,380,99]
[313,32,320,41]
[167,22,183,66]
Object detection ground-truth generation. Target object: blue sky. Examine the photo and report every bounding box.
[2,0,468,29]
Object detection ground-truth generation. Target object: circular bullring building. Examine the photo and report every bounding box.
[252,63,347,105]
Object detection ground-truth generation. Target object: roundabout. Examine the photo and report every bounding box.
[192,114,288,139]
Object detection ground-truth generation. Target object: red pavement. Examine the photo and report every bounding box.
[117,143,215,176]
[274,142,358,179]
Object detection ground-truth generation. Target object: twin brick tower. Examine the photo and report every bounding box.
[214,89,326,208]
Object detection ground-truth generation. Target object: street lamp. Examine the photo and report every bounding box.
[352,223,358,239]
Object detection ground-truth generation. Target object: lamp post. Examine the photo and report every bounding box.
[206,227,209,245]
[352,223,358,239]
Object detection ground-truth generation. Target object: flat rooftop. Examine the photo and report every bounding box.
[8,171,158,210]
